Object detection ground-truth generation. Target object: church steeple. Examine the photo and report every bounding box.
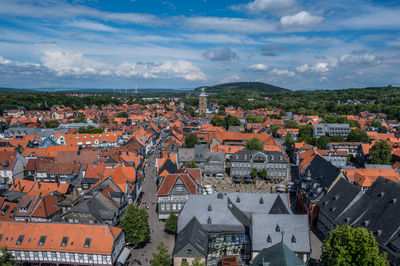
[198,87,207,115]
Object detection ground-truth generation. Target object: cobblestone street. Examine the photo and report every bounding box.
[129,146,175,265]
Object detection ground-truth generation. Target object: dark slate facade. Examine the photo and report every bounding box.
[230,150,289,180]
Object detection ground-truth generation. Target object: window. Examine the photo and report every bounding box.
[161,204,165,211]
[38,236,47,246]
[84,238,92,248]
[176,186,183,192]
[16,235,24,245]
[61,237,69,247]
[166,204,170,211]
[173,204,176,210]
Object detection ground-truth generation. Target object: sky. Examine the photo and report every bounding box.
[0,0,399,90]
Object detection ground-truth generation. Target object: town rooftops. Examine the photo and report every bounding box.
[0,221,122,254]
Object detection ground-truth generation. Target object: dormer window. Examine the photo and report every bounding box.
[267,235,272,242]
[208,205,212,211]
[260,198,264,204]
[276,225,280,232]
[207,217,212,224]
[60,237,69,247]
[236,197,240,203]
[291,235,296,243]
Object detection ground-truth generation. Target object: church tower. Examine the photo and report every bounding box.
[198,87,207,115]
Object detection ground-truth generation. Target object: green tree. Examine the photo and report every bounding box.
[298,125,313,143]
[151,241,171,266]
[181,261,190,266]
[330,135,345,142]
[285,120,299,129]
[186,161,199,168]
[370,119,381,128]
[260,169,268,180]
[369,140,392,165]
[187,109,196,117]
[211,116,225,127]
[316,136,330,149]
[321,225,389,266]
[347,129,369,143]
[100,116,109,123]
[0,247,17,266]
[117,112,129,118]
[284,133,294,154]
[45,119,59,128]
[245,137,264,150]
[378,126,388,133]
[270,125,281,137]
[92,116,98,123]
[225,115,241,129]
[191,258,205,266]
[246,115,262,123]
[120,205,150,247]
[164,212,178,234]
[250,168,258,178]
[74,113,86,123]
[218,107,226,115]
[185,133,198,148]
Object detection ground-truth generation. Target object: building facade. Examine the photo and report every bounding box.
[230,150,289,180]
[313,124,351,137]
[198,88,207,115]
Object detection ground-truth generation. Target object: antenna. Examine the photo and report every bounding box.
[135,85,138,94]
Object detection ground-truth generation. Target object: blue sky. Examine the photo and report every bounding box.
[0,0,399,90]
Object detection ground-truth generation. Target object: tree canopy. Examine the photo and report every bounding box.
[164,212,178,234]
[151,241,171,266]
[347,129,369,143]
[370,119,381,128]
[116,112,128,118]
[250,168,258,178]
[321,225,389,266]
[45,119,59,128]
[74,113,86,123]
[0,247,17,266]
[186,161,199,168]
[369,140,392,165]
[245,137,264,150]
[185,133,198,148]
[285,120,299,129]
[297,125,313,143]
[120,205,150,247]
[246,115,263,123]
[78,125,104,134]
[260,169,268,179]
[284,133,294,153]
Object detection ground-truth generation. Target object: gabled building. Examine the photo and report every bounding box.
[156,167,202,219]
[173,193,310,266]
[317,177,400,265]
[0,221,127,265]
[313,124,351,137]
[230,150,289,181]
[296,154,343,226]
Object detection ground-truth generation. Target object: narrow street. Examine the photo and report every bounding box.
[130,140,175,265]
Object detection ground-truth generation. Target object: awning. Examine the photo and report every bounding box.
[117,247,131,265]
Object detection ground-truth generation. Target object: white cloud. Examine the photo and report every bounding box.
[39,51,206,81]
[312,62,329,73]
[296,64,309,72]
[296,62,332,73]
[220,74,240,83]
[319,76,327,82]
[67,21,117,32]
[184,16,276,33]
[41,51,105,76]
[271,68,295,76]
[280,11,323,29]
[247,63,269,71]
[340,54,377,65]
[246,0,296,13]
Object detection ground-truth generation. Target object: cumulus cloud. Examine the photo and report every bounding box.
[247,63,269,71]
[271,68,295,77]
[36,52,206,81]
[202,47,238,61]
[340,53,377,65]
[67,20,117,32]
[280,11,323,29]
[296,62,332,73]
[246,0,296,13]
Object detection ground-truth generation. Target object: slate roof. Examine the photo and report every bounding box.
[320,177,400,264]
[319,178,362,223]
[172,217,208,258]
[297,155,340,202]
[158,159,177,176]
[178,193,292,233]
[251,214,310,253]
[251,241,306,266]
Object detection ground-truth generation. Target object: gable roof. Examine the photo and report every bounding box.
[252,241,306,266]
